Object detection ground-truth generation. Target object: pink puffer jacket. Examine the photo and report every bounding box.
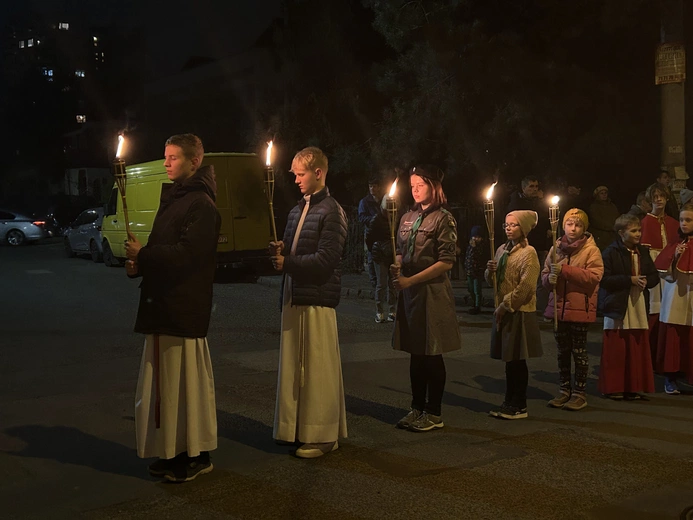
[541,233,604,323]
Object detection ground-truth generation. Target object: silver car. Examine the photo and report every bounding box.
[0,209,48,246]
[63,208,104,262]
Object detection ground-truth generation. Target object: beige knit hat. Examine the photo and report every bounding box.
[507,210,538,237]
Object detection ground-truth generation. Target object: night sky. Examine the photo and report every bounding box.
[3,0,283,75]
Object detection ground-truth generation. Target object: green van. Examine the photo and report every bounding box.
[101,153,272,273]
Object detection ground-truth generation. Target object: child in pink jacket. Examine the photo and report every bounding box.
[542,208,604,410]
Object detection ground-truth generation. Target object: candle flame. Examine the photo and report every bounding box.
[485,182,497,200]
[551,195,560,205]
[388,178,398,198]
[266,141,273,167]
[116,135,125,159]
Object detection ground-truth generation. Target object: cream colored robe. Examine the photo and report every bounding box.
[273,195,348,443]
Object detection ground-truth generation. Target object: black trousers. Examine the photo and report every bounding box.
[410,354,446,416]
[505,360,528,409]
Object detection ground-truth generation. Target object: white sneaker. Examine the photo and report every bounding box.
[295,441,339,459]
[375,313,386,323]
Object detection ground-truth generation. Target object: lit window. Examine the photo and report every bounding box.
[75,70,85,78]
[93,36,99,42]
[42,68,54,77]
[19,41,24,48]
[28,39,34,47]
[59,22,69,30]
[76,115,86,123]
[36,40,40,45]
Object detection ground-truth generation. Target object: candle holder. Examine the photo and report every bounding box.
[549,196,561,331]
[484,183,499,308]
[386,179,399,266]
[264,141,278,242]
[113,135,132,239]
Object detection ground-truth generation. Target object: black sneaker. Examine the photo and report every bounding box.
[498,404,528,420]
[488,402,509,417]
[148,452,186,477]
[163,452,213,483]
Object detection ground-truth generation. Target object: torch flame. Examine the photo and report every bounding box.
[388,178,398,198]
[116,135,125,159]
[266,141,273,167]
[485,182,497,200]
[551,195,560,206]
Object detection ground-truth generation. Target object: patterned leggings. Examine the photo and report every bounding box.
[554,321,589,394]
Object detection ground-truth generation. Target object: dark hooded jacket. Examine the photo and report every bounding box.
[133,165,221,337]
[597,238,659,319]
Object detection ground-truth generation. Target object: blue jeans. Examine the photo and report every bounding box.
[467,276,482,308]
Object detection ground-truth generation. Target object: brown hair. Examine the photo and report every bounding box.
[645,182,670,204]
[165,133,204,160]
[681,203,693,214]
[613,213,641,232]
[409,165,447,207]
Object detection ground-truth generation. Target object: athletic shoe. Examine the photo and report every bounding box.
[295,441,339,459]
[488,402,509,417]
[148,455,182,477]
[563,393,587,411]
[408,412,444,432]
[396,409,423,429]
[375,313,386,323]
[603,392,624,400]
[162,452,213,483]
[387,313,396,322]
[665,379,681,395]
[548,390,571,408]
[496,404,528,420]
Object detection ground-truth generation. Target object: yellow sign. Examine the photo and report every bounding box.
[656,43,686,85]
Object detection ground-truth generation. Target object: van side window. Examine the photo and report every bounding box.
[106,187,118,215]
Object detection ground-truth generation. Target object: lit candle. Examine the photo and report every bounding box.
[548,196,560,331]
[386,179,399,266]
[264,141,278,243]
[484,182,499,308]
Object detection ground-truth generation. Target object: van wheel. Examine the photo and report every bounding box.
[103,240,120,267]
[90,240,103,263]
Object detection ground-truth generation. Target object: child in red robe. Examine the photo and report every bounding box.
[653,202,693,394]
[598,214,658,399]
[640,183,678,358]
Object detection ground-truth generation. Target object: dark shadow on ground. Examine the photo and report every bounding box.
[346,394,407,424]
[468,375,554,401]
[216,410,286,454]
[2,424,148,480]
[378,386,496,414]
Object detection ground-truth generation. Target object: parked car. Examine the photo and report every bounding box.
[0,209,48,246]
[63,208,104,262]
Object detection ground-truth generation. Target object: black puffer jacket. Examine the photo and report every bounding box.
[133,165,221,337]
[280,187,347,308]
[597,238,659,319]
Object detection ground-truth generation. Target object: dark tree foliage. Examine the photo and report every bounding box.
[362,0,662,206]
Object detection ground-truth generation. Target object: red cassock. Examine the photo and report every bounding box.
[654,239,693,274]
[641,214,678,250]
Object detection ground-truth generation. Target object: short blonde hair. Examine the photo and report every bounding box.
[293,147,328,174]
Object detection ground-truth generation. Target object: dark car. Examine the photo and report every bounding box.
[0,209,48,246]
[63,208,104,262]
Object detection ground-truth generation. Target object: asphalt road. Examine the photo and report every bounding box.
[1,240,693,520]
